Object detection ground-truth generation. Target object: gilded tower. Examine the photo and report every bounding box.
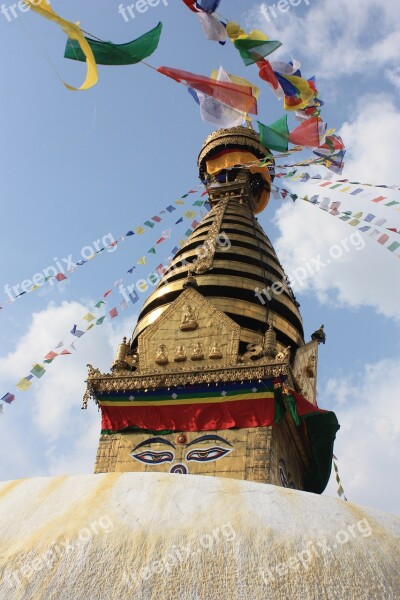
[85,127,339,493]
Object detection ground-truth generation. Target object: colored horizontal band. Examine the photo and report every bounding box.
[99,391,275,407]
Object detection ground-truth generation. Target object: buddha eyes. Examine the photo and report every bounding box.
[130,444,232,465]
[186,447,231,462]
[131,451,174,465]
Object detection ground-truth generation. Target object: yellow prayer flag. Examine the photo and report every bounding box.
[184,211,196,219]
[283,75,315,111]
[23,0,98,91]
[137,257,146,265]
[16,378,32,391]
[339,186,351,193]
[175,200,185,205]
[226,22,268,42]
[86,323,95,331]
[135,227,145,235]
[83,313,95,322]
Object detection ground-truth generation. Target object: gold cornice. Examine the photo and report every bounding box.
[86,362,290,398]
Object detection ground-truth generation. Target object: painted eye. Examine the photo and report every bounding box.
[130,451,174,465]
[186,446,232,463]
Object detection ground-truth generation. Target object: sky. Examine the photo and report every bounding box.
[0,0,399,515]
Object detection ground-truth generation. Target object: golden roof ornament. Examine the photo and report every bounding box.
[111,337,129,371]
[264,323,277,358]
[182,270,198,289]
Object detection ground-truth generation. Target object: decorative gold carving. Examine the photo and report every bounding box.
[138,287,240,372]
[241,343,264,361]
[198,127,274,178]
[180,305,198,331]
[264,323,277,358]
[193,198,228,275]
[275,346,291,362]
[209,341,222,359]
[87,364,101,377]
[155,345,168,365]
[191,343,204,361]
[85,362,290,399]
[182,270,198,289]
[174,345,187,362]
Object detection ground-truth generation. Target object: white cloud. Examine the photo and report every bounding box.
[247,0,400,86]
[323,357,400,515]
[340,95,400,183]
[0,301,136,478]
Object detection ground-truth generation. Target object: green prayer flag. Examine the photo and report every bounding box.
[258,117,289,153]
[192,200,204,206]
[387,241,400,252]
[148,248,156,254]
[96,316,106,325]
[65,22,163,66]
[95,300,105,308]
[234,38,282,66]
[30,364,46,379]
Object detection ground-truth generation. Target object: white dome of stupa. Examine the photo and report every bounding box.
[0,472,398,599]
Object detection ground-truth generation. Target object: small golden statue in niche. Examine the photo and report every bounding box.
[191,342,204,361]
[209,341,222,359]
[155,344,169,365]
[180,305,198,331]
[174,345,187,362]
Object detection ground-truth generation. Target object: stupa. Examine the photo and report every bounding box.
[87,126,339,494]
[0,128,398,600]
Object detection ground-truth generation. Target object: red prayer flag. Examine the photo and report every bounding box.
[109,307,118,319]
[104,290,112,298]
[257,59,280,90]
[44,351,58,360]
[289,116,325,148]
[55,273,67,282]
[157,66,258,114]
[182,0,200,11]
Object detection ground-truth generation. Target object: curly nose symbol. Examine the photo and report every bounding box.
[170,464,187,474]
